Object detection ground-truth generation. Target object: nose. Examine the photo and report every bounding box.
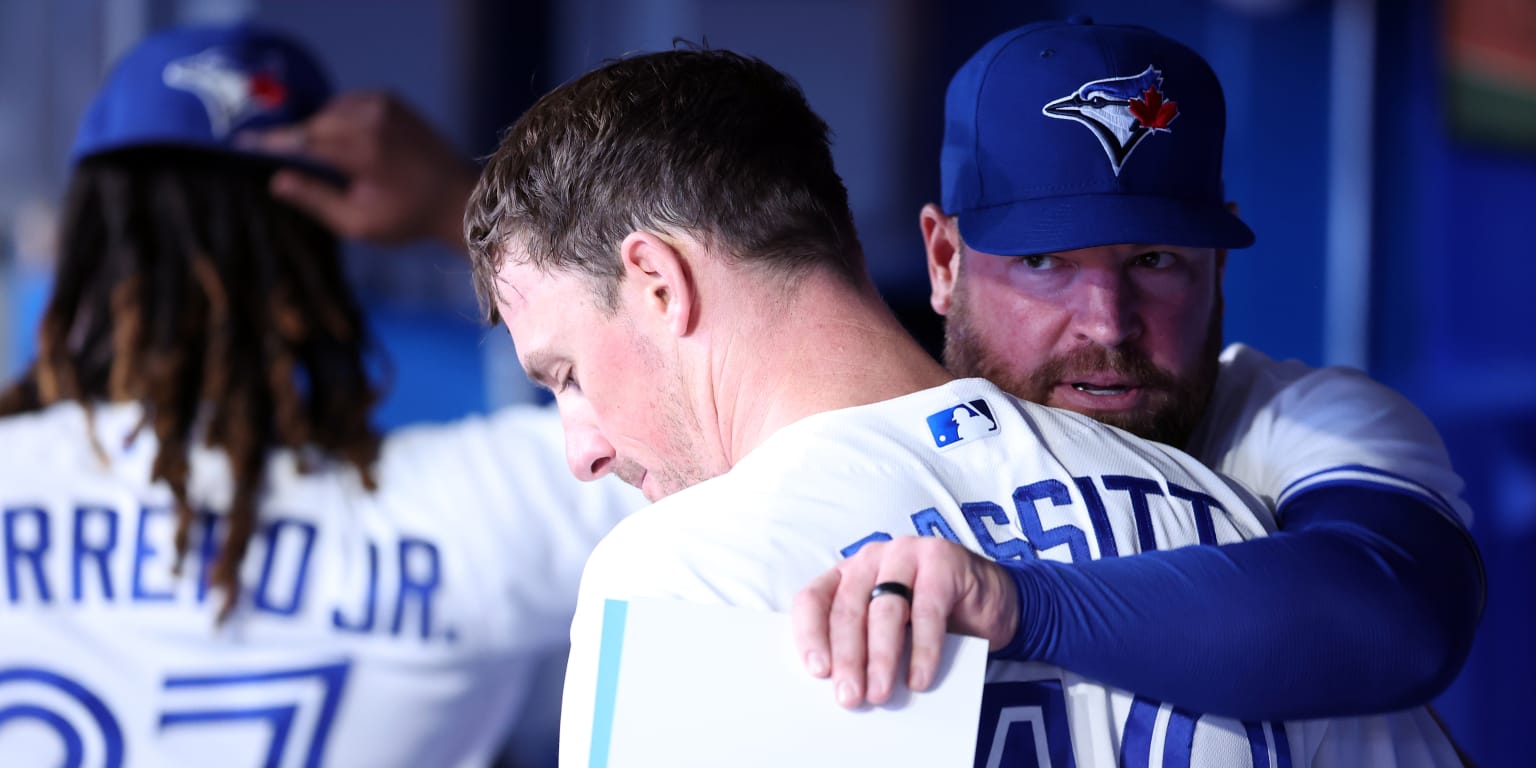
[1071,268,1142,348]
[562,412,616,482]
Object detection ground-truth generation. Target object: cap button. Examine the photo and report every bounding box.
[1066,15,1094,25]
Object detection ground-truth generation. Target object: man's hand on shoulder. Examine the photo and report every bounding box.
[791,536,1018,709]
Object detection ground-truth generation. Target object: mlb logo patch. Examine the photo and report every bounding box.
[926,399,999,449]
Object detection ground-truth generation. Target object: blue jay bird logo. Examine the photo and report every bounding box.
[163,48,290,138]
[1042,65,1179,176]
[926,400,999,449]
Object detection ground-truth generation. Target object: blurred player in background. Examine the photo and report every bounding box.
[0,23,639,766]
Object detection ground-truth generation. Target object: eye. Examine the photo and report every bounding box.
[557,368,579,394]
[1133,250,1177,269]
[1012,253,1060,270]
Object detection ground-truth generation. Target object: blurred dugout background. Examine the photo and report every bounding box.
[1,0,1532,765]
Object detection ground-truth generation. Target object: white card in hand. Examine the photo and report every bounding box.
[586,596,988,768]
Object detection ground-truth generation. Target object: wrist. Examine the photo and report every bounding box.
[988,561,1036,660]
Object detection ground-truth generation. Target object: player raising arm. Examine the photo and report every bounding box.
[0,24,640,766]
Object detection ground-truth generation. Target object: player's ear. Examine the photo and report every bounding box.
[922,204,960,317]
[619,230,694,338]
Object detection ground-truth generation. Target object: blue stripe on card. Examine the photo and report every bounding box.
[589,599,629,768]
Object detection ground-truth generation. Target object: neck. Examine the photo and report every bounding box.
[696,271,952,467]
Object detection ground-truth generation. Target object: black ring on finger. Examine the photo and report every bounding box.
[869,581,913,604]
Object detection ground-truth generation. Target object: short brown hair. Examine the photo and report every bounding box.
[465,46,865,321]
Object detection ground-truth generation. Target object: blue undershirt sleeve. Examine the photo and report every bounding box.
[991,484,1484,720]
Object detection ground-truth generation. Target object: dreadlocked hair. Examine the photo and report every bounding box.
[0,150,383,622]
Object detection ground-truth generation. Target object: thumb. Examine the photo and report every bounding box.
[270,170,355,235]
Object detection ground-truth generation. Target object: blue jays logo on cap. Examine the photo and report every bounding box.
[69,23,333,169]
[926,400,999,449]
[1043,65,1179,176]
[163,48,291,138]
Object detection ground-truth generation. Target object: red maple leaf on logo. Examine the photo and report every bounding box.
[248,72,288,109]
[1129,87,1178,130]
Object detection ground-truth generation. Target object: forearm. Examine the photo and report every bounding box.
[995,486,1483,720]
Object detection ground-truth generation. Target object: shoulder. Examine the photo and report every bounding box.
[774,378,1239,501]
[1198,343,1444,452]
[773,377,1106,461]
[0,400,87,442]
[0,401,137,477]
[577,462,884,611]
[576,482,787,609]
[1196,344,1469,524]
[1206,343,1419,423]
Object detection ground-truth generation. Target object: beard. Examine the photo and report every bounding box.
[640,410,713,500]
[617,338,718,501]
[943,293,1223,448]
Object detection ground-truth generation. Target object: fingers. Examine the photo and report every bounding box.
[292,95,381,172]
[790,568,839,679]
[270,170,357,235]
[241,90,479,247]
[804,539,922,709]
[793,537,1015,710]
[863,574,917,705]
[906,566,951,693]
[824,553,876,709]
[238,91,388,173]
[239,124,307,155]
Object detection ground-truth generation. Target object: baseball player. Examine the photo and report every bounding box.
[0,23,642,766]
[252,19,1483,752]
[465,47,1463,766]
[801,16,1482,732]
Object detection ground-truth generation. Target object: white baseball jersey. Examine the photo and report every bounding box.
[0,400,645,767]
[1180,343,1474,764]
[1189,343,1471,528]
[557,378,1463,767]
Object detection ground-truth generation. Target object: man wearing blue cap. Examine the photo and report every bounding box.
[0,22,640,766]
[464,41,1470,765]
[796,13,1482,741]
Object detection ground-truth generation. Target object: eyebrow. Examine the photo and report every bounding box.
[520,349,561,390]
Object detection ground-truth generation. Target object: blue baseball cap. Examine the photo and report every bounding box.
[70,22,334,173]
[940,16,1254,255]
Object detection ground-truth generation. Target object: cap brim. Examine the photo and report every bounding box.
[79,141,348,189]
[957,194,1255,256]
